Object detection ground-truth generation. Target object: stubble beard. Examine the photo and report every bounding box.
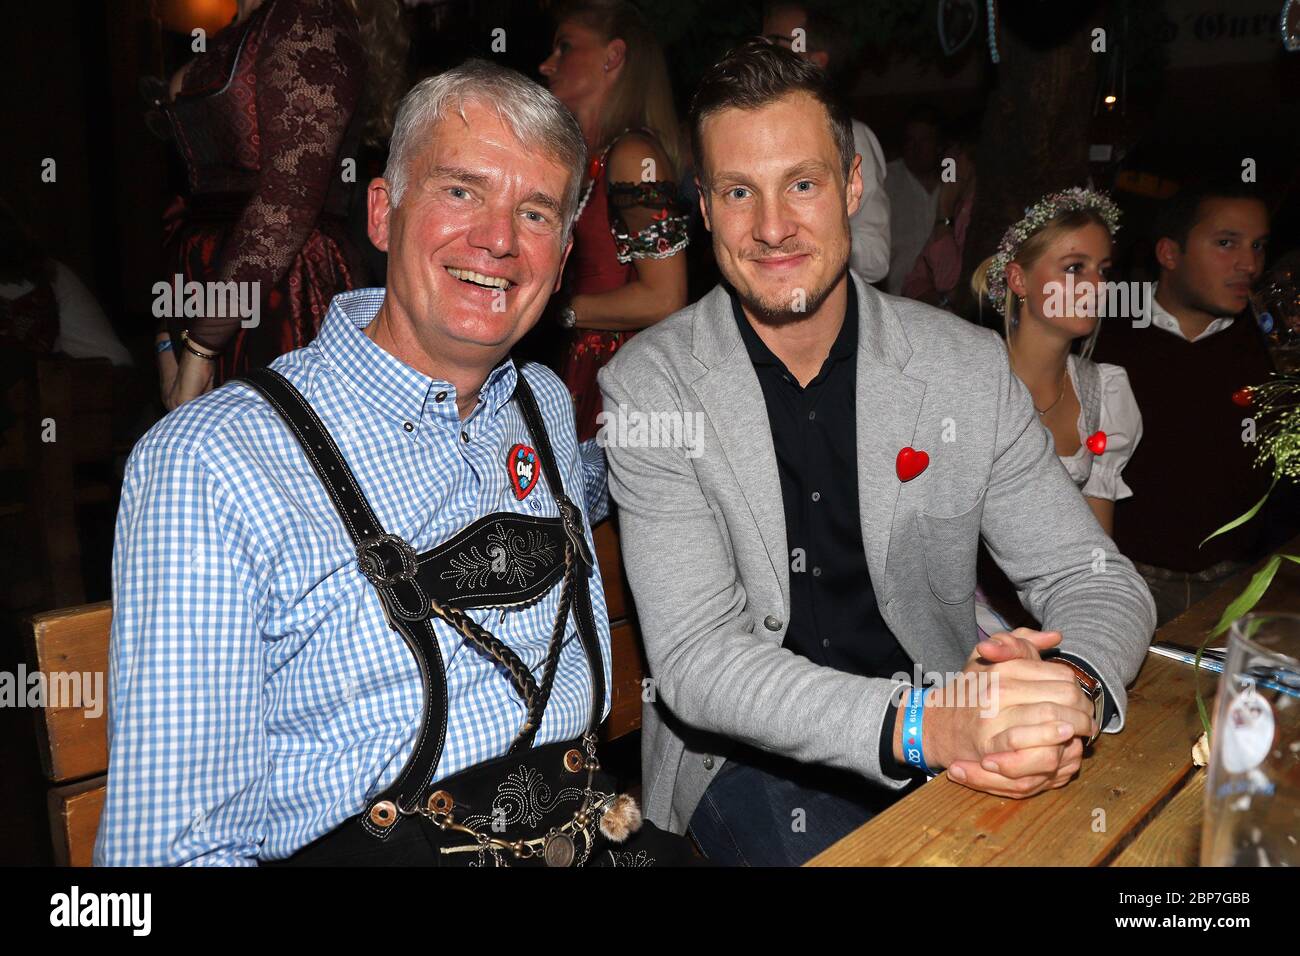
[727,247,849,327]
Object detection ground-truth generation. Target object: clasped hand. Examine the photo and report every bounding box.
[917,628,1097,799]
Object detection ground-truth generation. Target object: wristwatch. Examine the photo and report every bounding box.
[1053,658,1104,745]
[557,306,577,329]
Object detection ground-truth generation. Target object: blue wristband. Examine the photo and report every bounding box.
[902,686,931,775]
[155,337,174,353]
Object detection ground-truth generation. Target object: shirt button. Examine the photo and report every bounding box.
[811,491,821,502]
[763,615,782,631]
[435,391,448,402]
[822,638,830,648]
[808,410,816,421]
[812,566,822,577]
[460,431,470,443]
[702,755,715,770]
[403,421,414,432]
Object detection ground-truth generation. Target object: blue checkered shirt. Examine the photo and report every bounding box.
[95,289,612,866]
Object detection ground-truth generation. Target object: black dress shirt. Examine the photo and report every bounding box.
[731,283,916,776]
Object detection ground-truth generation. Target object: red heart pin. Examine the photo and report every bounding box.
[1231,387,1253,408]
[507,443,539,500]
[1086,431,1107,456]
[896,447,929,482]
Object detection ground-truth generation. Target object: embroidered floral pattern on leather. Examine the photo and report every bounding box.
[440,524,557,591]
[461,765,586,830]
[606,849,656,866]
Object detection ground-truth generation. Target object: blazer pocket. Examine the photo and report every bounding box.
[915,488,987,605]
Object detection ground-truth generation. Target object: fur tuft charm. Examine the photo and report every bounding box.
[598,793,643,843]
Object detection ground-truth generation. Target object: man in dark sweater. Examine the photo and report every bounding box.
[1093,181,1280,625]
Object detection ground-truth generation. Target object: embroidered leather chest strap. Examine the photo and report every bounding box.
[239,367,607,836]
[238,368,453,839]
[412,512,567,610]
[512,373,605,738]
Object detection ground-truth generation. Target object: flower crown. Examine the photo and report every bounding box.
[985,187,1123,311]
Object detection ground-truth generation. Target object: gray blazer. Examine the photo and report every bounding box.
[597,274,1156,834]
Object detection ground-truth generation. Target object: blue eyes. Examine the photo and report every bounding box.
[725,181,814,200]
[445,187,548,225]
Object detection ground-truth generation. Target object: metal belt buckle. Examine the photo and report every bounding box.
[356,533,419,588]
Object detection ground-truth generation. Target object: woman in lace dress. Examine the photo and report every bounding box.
[539,0,689,441]
[969,189,1143,635]
[151,0,407,409]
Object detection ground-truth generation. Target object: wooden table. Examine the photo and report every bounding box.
[807,537,1300,867]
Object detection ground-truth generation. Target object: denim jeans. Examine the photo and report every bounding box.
[687,747,920,867]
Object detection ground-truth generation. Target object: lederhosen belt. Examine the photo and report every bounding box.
[241,367,630,867]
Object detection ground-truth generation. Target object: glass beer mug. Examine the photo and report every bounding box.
[1201,613,1300,866]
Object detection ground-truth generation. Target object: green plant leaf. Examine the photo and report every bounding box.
[1199,477,1277,547]
[1195,556,1284,740]
[1208,556,1282,638]
[1194,620,1222,741]
[1195,671,1212,741]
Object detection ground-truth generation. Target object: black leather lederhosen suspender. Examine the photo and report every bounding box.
[238,366,606,841]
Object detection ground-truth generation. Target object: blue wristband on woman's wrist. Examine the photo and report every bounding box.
[902,686,931,775]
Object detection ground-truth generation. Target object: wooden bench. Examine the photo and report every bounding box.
[27,520,644,866]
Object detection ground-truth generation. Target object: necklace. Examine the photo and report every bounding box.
[1009,351,1068,417]
[1034,375,1066,416]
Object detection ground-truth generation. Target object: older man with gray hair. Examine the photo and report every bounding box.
[96,60,694,867]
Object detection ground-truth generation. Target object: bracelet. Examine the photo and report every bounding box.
[155,337,174,354]
[180,330,219,361]
[902,686,932,775]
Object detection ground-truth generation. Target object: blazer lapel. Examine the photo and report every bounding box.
[853,276,927,603]
[689,287,789,607]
